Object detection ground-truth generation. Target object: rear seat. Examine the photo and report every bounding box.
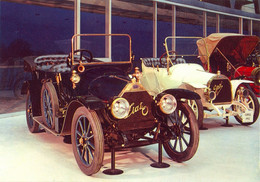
[34,55,71,73]
[141,57,186,68]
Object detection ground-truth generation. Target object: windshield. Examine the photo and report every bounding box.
[71,34,132,65]
[164,36,207,65]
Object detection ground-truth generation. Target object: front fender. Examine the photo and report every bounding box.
[60,100,83,136]
[231,80,254,98]
[161,88,201,100]
[60,97,106,135]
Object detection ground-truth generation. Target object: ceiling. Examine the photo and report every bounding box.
[1,0,209,24]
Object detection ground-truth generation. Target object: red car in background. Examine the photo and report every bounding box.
[197,33,260,96]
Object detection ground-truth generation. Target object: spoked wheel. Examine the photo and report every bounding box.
[41,82,59,129]
[233,88,259,125]
[71,106,104,176]
[163,102,199,162]
[26,90,39,133]
[186,99,204,129]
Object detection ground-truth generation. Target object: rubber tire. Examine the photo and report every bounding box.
[41,82,59,129]
[233,88,259,125]
[187,99,204,129]
[163,102,199,162]
[26,90,39,133]
[71,106,104,176]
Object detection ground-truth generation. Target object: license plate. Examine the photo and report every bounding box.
[241,110,254,123]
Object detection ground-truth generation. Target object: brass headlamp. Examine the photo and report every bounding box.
[70,70,80,89]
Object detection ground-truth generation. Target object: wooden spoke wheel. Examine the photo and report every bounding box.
[71,107,104,176]
[163,102,199,162]
[41,82,59,129]
[26,90,39,133]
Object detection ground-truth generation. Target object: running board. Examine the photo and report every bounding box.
[33,116,60,136]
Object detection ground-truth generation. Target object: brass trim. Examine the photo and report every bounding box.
[158,94,177,114]
[55,73,62,85]
[33,116,60,136]
[207,74,229,87]
[111,98,130,119]
[118,82,147,97]
[209,101,233,106]
[206,75,232,104]
[70,70,81,89]
[77,64,85,73]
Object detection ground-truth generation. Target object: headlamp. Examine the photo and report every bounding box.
[111,98,130,119]
[70,70,80,84]
[209,91,216,101]
[158,94,177,114]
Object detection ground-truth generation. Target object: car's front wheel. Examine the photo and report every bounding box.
[71,106,104,176]
[233,88,259,125]
[162,102,199,162]
[26,90,39,133]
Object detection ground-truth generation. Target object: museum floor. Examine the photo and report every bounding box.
[0,102,259,182]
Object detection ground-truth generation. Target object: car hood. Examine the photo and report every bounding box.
[88,74,130,101]
[169,63,215,88]
[141,63,215,95]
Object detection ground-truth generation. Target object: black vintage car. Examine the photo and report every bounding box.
[22,34,200,176]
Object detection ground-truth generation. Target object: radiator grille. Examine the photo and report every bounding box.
[207,76,232,104]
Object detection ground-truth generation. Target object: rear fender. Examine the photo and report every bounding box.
[231,80,254,98]
[160,88,201,100]
[27,80,42,116]
[21,81,29,95]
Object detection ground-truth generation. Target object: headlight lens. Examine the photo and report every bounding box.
[209,91,216,101]
[159,94,177,114]
[70,70,80,84]
[111,98,130,119]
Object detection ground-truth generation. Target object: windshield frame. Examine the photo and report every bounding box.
[164,36,209,71]
[71,34,133,66]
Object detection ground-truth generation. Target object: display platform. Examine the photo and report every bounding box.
[0,111,259,182]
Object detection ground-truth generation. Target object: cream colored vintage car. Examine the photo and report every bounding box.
[140,35,259,129]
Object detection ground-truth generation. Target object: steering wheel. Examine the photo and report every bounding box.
[67,49,93,67]
[159,50,177,66]
[74,49,93,63]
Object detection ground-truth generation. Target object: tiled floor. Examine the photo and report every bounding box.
[0,110,259,182]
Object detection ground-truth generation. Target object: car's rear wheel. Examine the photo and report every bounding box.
[13,78,25,99]
[163,102,199,162]
[233,88,259,125]
[71,106,104,176]
[26,90,39,133]
[41,82,58,129]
